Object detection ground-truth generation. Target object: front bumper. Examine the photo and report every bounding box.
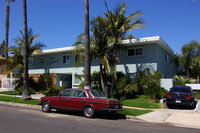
[100,108,124,113]
[38,102,42,105]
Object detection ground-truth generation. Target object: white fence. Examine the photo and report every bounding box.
[185,84,200,91]
[0,78,18,91]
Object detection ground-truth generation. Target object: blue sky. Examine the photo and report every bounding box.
[0,0,200,54]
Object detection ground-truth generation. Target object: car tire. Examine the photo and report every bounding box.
[166,103,173,109]
[83,106,95,118]
[42,101,51,112]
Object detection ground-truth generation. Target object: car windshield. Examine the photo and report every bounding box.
[171,87,191,93]
[90,90,107,99]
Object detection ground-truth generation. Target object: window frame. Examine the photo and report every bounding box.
[63,54,70,64]
[127,47,143,57]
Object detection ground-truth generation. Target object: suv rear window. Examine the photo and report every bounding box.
[171,87,191,92]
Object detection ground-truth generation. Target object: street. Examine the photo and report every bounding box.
[0,104,199,133]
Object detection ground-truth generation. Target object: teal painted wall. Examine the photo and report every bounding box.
[29,43,177,88]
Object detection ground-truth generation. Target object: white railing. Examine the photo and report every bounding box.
[185,84,200,91]
[0,78,18,91]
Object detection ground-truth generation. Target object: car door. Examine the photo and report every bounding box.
[57,89,74,109]
[69,90,88,110]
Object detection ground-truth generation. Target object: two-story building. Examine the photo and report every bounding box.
[29,36,177,88]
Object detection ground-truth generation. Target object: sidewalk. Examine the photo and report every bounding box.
[0,93,45,99]
[124,105,200,129]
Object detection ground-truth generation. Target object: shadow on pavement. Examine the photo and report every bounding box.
[50,109,126,120]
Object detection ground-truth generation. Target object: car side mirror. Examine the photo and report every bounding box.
[59,94,61,98]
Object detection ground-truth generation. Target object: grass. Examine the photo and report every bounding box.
[119,108,153,116]
[0,96,39,105]
[122,98,162,109]
[0,91,21,95]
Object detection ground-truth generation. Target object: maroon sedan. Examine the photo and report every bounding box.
[39,88,123,118]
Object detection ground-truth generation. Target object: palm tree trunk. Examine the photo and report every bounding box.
[5,3,10,78]
[100,63,107,96]
[84,0,91,89]
[22,0,31,100]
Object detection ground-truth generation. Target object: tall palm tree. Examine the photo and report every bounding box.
[104,2,145,91]
[22,0,29,100]
[91,16,110,96]
[5,0,15,78]
[84,0,91,89]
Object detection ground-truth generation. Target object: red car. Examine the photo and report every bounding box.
[39,88,123,118]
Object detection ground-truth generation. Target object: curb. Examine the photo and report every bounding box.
[0,101,41,110]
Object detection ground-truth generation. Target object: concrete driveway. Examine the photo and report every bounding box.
[135,100,200,129]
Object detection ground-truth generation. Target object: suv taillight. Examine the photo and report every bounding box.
[166,93,171,98]
[186,94,192,99]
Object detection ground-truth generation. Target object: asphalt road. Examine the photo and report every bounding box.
[0,104,200,133]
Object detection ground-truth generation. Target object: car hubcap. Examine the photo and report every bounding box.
[43,104,49,111]
[86,108,92,115]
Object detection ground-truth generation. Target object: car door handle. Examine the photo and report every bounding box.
[82,100,86,102]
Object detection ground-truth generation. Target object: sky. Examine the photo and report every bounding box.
[0,0,200,54]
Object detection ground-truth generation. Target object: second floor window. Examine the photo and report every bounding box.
[128,48,143,56]
[63,55,70,64]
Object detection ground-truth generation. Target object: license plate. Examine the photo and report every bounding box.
[175,100,181,103]
[115,105,119,109]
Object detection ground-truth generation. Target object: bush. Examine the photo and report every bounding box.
[43,86,65,96]
[112,77,138,100]
[194,91,200,99]
[143,87,168,99]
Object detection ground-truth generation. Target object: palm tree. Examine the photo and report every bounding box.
[178,41,199,78]
[91,16,110,96]
[104,2,145,91]
[22,0,30,100]
[84,0,91,89]
[8,29,46,74]
[5,0,15,78]
[0,40,6,57]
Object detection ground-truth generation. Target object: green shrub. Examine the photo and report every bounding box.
[143,87,167,99]
[194,91,200,99]
[43,86,65,96]
[112,77,138,100]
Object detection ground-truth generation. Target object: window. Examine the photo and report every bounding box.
[63,55,70,64]
[75,75,82,84]
[75,54,84,63]
[73,90,87,98]
[28,58,33,65]
[116,49,121,55]
[165,54,168,61]
[61,90,73,97]
[170,58,173,67]
[40,57,44,63]
[128,48,142,56]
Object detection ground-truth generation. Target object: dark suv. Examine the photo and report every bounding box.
[166,86,196,109]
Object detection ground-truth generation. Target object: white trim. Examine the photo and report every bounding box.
[31,36,175,58]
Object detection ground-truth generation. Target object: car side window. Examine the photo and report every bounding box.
[73,90,87,98]
[61,90,73,97]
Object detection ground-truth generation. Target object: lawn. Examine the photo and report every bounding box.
[0,91,21,95]
[0,96,39,105]
[119,108,153,117]
[122,98,162,109]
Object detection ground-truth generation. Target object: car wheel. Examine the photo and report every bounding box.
[42,101,51,112]
[167,103,173,109]
[83,106,95,118]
